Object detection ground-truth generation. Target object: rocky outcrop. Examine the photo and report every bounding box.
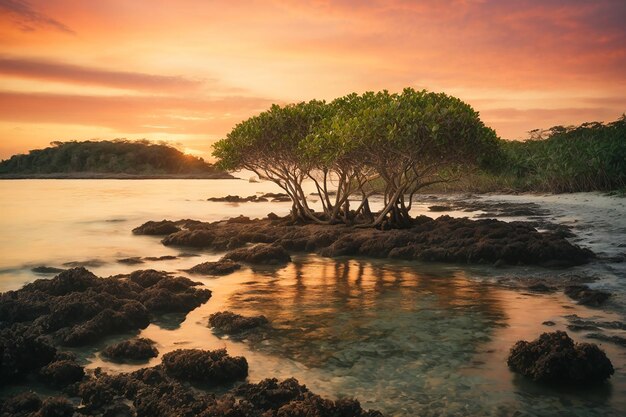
[161,348,248,384]
[564,285,611,306]
[185,259,241,276]
[223,243,291,265]
[132,220,180,235]
[149,215,593,267]
[0,267,210,384]
[207,192,290,203]
[0,393,75,417]
[208,311,269,335]
[235,377,383,416]
[102,337,159,362]
[507,331,614,384]
[31,266,66,274]
[39,358,85,388]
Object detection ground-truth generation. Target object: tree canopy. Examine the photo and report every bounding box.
[214,88,500,227]
[0,139,223,176]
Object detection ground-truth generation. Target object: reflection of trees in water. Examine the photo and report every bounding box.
[226,256,507,369]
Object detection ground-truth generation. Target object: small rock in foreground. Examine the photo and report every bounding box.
[208,310,269,334]
[507,331,614,384]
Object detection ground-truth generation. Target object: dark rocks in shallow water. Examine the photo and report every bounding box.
[226,215,255,224]
[185,260,241,276]
[117,257,144,265]
[235,378,384,417]
[0,392,42,415]
[161,348,248,384]
[58,301,151,346]
[62,259,105,268]
[162,228,215,248]
[208,311,269,335]
[0,328,57,384]
[147,215,593,267]
[72,366,382,417]
[0,267,210,352]
[542,321,556,326]
[207,193,290,203]
[39,359,85,387]
[564,285,611,306]
[587,333,626,347]
[143,255,177,261]
[507,331,614,384]
[207,194,259,203]
[564,314,626,331]
[31,266,66,274]
[0,393,74,417]
[132,220,180,235]
[527,283,557,293]
[23,266,100,296]
[428,205,451,212]
[102,337,159,362]
[223,243,291,265]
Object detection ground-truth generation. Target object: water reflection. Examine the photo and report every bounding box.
[210,256,624,416]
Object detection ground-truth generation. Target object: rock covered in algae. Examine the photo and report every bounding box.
[507,331,614,384]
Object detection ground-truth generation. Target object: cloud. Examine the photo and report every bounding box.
[0,0,74,34]
[0,56,206,92]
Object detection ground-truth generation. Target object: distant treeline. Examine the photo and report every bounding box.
[432,115,626,193]
[0,140,226,176]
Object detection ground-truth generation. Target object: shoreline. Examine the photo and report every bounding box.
[0,172,236,180]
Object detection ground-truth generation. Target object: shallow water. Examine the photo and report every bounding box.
[1,180,625,416]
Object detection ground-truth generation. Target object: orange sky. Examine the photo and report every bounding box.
[1,0,625,160]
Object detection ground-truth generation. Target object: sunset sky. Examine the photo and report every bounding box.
[1,0,625,160]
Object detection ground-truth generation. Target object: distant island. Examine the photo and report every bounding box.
[0,140,234,179]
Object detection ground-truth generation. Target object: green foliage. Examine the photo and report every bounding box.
[0,139,220,175]
[423,115,626,193]
[213,88,499,225]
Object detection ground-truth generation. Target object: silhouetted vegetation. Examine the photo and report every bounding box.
[0,139,228,177]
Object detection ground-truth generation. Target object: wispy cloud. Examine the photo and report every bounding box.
[0,0,74,34]
[0,56,205,92]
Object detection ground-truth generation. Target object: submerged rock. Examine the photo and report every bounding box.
[564,285,611,306]
[132,220,180,235]
[587,333,626,347]
[161,348,248,384]
[208,311,269,335]
[527,283,557,293]
[102,337,159,362]
[185,260,241,276]
[117,257,144,265]
[507,331,614,384]
[143,255,178,261]
[223,243,291,265]
[31,266,66,274]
